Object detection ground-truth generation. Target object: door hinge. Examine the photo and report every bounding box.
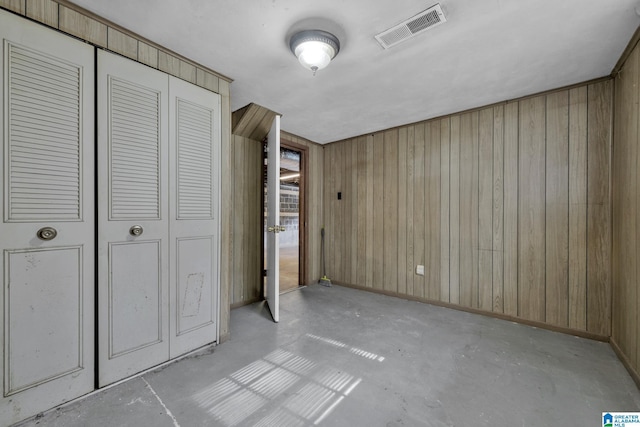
[263,269,268,277]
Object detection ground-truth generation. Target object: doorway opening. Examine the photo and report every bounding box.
[279,146,301,292]
[263,140,307,295]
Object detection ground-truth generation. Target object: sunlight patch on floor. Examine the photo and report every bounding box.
[306,334,385,362]
[192,336,383,425]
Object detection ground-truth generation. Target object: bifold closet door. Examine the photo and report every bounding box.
[168,77,220,358]
[0,10,95,425]
[97,50,169,386]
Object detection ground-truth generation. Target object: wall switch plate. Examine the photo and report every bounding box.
[416,265,425,276]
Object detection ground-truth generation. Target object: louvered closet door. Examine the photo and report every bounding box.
[97,50,169,386]
[168,77,220,358]
[0,10,95,425]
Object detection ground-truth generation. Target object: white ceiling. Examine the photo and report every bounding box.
[71,0,640,144]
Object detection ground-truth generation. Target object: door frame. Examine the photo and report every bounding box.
[280,138,308,287]
[261,137,309,297]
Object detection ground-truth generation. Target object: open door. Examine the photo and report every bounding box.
[265,115,281,322]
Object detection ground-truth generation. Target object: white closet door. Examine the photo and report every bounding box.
[0,10,95,425]
[168,76,220,358]
[97,50,169,386]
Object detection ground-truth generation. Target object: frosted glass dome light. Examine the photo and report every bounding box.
[290,30,340,75]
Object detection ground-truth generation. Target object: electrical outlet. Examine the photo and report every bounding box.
[416,265,425,276]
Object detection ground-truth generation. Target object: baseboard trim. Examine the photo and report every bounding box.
[610,338,640,390]
[230,297,262,310]
[332,282,609,342]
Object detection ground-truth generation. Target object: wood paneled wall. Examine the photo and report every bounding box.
[612,36,640,383]
[323,80,612,335]
[230,135,263,306]
[0,0,234,340]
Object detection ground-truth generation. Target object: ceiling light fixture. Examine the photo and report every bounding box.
[289,30,340,75]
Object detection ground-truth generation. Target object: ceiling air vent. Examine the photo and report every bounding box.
[375,3,446,49]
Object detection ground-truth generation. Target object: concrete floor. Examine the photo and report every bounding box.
[19,285,640,427]
[279,245,299,292]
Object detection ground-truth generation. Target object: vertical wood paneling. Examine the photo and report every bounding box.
[344,139,352,282]
[232,136,244,304]
[373,133,384,290]
[158,51,181,77]
[568,87,588,331]
[492,105,505,313]
[350,141,358,285]
[322,145,331,277]
[310,143,325,284]
[336,141,346,282]
[0,0,25,14]
[406,127,415,295]
[625,45,638,370]
[426,122,441,300]
[586,81,612,336]
[328,144,338,279]
[179,61,197,84]
[138,42,159,68]
[503,102,519,317]
[459,112,479,307]
[196,69,220,93]
[413,124,426,298]
[478,108,494,311]
[322,78,613,338]
[365,135,374,288]
[107,27,137,60]
[323,144,334,279]
[59,5,107,47]
[357,137,368,287]
[617,58,635,360]
[398,128,408,295]
[545,91,570,327]
[518,96,546,322]
[449,117,461,305]
[612,44,638,367]
[249,137,261,300]
[384,130,399,292]
[440,119,451,302]
[26,0,58,27]
[229,135,263,306]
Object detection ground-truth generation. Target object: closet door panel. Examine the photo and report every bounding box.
[98,49,169,387]
[0,9,95,426]
[169,76,220,358]
[175,236,214,334]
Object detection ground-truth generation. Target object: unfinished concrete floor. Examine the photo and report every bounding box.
[279,245,299,292]
[19,285,640,427]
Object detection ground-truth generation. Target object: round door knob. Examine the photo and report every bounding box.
[36,227,57,241]
[129,225,144,236]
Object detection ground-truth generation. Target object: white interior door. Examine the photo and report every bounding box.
[98,50,169,386]
[168,76,220,358]
[266,115,281,322]
[0,10,95,425]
